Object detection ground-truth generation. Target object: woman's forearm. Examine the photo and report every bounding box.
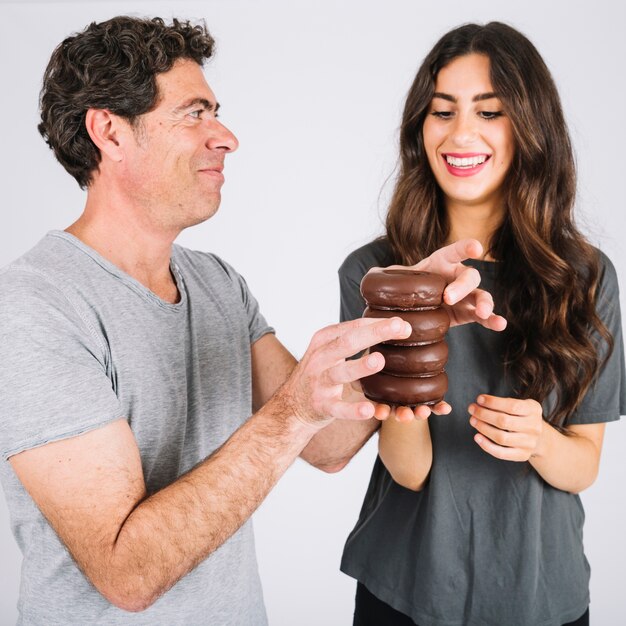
[379,418,433,491]
[529,422,606,494]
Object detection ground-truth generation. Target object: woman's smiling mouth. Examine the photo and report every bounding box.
[442,153,491,177]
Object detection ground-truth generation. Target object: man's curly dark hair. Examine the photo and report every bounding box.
[38,16,215,189]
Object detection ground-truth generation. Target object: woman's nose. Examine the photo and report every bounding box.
[450,114,478,147]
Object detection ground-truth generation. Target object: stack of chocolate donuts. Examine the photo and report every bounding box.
[360,268,450,406]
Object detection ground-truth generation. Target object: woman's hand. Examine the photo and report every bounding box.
[468,394,544,461]
[363,238,506,421]
[410,238,507,332]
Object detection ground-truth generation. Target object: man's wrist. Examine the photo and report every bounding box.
[262,385,330,440]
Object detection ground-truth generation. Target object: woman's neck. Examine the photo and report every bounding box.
[444,201,504,261]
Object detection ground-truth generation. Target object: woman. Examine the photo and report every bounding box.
[339,22,625,626]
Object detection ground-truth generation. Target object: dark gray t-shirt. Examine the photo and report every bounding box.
[339,238,625,626]
[0,231,273,625]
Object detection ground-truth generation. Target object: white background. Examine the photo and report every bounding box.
[0,1,624,624]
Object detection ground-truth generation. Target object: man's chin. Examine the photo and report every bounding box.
[182,199,221,229]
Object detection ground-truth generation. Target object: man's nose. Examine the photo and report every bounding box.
[206,119,239,153]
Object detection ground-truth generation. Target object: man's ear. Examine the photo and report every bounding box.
[85,109,130,162]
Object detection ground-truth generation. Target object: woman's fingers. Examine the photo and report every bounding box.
[416,238,484,272]
[443,266,481,305]
[445,293,507,330]
[469,395,544,461]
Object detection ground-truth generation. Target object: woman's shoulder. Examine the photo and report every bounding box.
[595,247,619,284]
[339,238,395,282]
[580,246,620,301]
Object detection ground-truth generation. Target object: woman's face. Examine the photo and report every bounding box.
[422,53,515,212]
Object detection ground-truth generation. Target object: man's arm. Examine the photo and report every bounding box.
[10,315,411,612]
[300,238,510,472]
[251,332,380,472]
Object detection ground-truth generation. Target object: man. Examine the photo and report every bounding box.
[0,16,505,625]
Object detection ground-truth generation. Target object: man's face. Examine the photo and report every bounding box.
[120,59,238,232]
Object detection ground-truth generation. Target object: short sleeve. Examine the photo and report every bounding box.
[339,263,367,323]
[568,252,626,424]
[211,256,275,344]
[0,269,123,460]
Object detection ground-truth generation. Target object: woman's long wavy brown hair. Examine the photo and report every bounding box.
[386,22,613,427]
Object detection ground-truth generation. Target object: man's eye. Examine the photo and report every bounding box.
[479,111,504,120]
[188,110,203,119]
[431,111,454,119]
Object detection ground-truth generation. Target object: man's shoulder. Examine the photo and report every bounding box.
[338,238,394,283]
[0,232,73,297]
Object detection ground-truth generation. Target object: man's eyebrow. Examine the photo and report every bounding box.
[174,98,220,113]
[431,92,499,103]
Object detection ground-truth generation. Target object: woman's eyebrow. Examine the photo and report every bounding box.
[431,92,499,103]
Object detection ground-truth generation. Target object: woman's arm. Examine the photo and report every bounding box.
[469,395,606,494]
[379,415,433,491]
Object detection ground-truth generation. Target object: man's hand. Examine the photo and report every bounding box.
[364,239,507,422]
[280,316,413,427]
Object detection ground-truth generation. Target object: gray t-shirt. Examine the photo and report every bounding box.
[339,238,626,626]
[0,231,274,626]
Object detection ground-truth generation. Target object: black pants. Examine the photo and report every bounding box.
[354,582,590,626]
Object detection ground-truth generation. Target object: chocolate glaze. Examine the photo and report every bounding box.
[360,268,446,310]
[363,306,450,345]
[361,370,448,406]
[373,341,448,376]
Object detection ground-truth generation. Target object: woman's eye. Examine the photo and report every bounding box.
[478,111,504,120]
[431,111,454,119]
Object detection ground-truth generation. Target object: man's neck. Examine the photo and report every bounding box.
[66,185,181,304]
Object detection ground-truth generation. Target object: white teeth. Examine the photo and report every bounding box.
[445,155,488,167]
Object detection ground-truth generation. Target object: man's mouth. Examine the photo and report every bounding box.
[199,165,224,173]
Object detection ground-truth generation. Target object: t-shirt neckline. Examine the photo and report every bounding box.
[48,230,187,311]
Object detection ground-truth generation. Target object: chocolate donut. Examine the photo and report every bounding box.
[363,306,450,345]
[359,268,450,405]
[373,342,448,377]
[360,268,446,310]
[361,370,448,406]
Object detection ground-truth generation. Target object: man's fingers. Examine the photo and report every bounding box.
[309,316,401,349]
[319,317,412,366]
[327,399,378,421]
[325,351,385,386]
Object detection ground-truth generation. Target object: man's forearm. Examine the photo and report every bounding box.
[101,397,318,611]
[300,418,379,472]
